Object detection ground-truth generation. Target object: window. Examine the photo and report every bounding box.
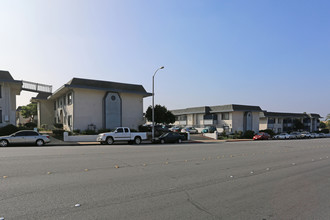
[68,115,72,127]
[15,131,26,136]
[0,109,2,123]
[221,113,229,120]
[68,93,73,105]
[54,102,57,110]
[117,128,123,133]
[26,131,39,136]
[204,114,218,120]
[277,119,282,124]
[268,118,275,124]
[63,96,66,106]
[178,115,187,121]
[0,85,2,98]
[124,128,129,133]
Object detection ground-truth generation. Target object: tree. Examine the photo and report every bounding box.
[293,119,304,131]
[20,103,37,122]
[320,121,327,129]
[145,105,175,125]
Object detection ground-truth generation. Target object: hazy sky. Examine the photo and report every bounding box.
[1,0,329,118]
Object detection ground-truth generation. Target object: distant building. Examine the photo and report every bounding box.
[259,111,321,133]
[0,71,22,126]
[33,77,151,131]
[171,104,263,133]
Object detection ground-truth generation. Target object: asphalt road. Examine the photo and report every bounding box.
[1,138,330,220]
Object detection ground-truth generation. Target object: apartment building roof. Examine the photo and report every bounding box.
[171,104,262,115]
[51,77,152,99]
[0,70,22,84]
[263,111,321,118]
[210,104,262,113]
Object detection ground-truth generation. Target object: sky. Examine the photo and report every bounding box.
[1,0,329,118]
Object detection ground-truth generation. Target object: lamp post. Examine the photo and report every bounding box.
[152,66,164,142]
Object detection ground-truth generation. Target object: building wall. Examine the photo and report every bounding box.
[259,118,268,131]
[121,93,144,130]
[251,112,260,133]
[37,99,54,129]
[231,111,243,132]
[0,82,20,126]
[72,88,104,131]
[53,89,145,131]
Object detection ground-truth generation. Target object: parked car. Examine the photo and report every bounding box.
[154,125,169,132]
[0,130,50,147]
[310,133,316,138]
[313,133,320,138]
[202,126,217,133]
[181,127,198,134]
[253,132,271,140]
[290,132,303,139]
[274,133,293,140]
[154,132,185,144]
[170,126,182,132]
[318,133,326,138]
[97,127,147,145]
[300,131,311,138]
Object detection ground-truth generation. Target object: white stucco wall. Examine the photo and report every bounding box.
[37,100,55,129]
[187,114,193,126]
[259,118,268,130]
[55,89,145,131]
[0,82,20,126]
[72,88,104,131]
[251,112,260,133]
[231,111,243,132]
[121,93,144,130]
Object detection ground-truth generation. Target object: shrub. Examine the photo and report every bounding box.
[242,130,255,139]
[320,129,329,134]
[25,122,37,128]
[73,129,81,134]
[41,124,49,130]
[0,124,19,136]
[82,130,97,135]
[52,129,65,137]
[138,125,151,132]
[53,123,63,129]
[97,129,111,134]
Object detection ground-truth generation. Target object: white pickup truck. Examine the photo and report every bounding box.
[96,127,148,145]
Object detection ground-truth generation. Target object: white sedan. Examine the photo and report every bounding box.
[181,127,198,134]
[274,133,294,140]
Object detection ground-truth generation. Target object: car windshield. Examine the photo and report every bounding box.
[159,133,169,138]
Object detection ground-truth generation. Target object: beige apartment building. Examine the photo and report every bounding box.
[0,71,22,126]
[33,77,151,131]
[171,104,262,133]
[259,111,321,133]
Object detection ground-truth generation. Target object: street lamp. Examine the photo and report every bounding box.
[152,66,164,142]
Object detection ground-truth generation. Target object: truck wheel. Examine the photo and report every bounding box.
[0,140,8,147]
[106,137,114,145]
[134,137,142,145]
